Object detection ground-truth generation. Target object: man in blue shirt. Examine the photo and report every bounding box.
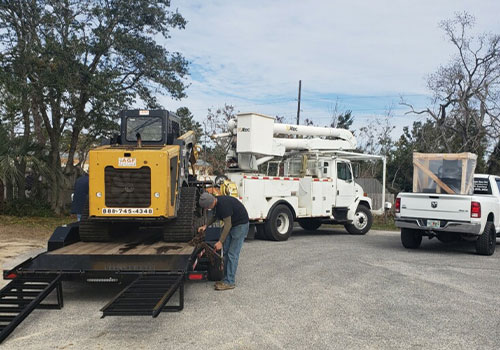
[198,192,249,291]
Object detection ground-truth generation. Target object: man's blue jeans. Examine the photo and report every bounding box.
[222,222,249,285]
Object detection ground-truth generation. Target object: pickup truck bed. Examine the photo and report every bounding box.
[395,174,500,255]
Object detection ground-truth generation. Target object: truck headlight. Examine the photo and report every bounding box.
[154,192,160,198]
[96,192,102,198]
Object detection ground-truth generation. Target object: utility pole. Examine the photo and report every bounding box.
[296,80,301,125]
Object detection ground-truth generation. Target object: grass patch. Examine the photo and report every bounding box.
[321,215,398,232]
[0,215,74,241]
[1,199,56,217]
[371,215,398,231]
[0,215,73,228]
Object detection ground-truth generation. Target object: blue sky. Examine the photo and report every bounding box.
[158,0,500,136]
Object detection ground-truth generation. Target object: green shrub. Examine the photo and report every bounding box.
[1,199,55,217]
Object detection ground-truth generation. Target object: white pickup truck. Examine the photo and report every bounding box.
[395,174,500,255]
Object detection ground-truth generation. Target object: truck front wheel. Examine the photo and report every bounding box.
[401,228,422,249]
[265,205,294,241]
[475,222,496,256]
[345,205,373,235]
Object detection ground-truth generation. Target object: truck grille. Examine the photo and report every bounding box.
[105,166,151,207]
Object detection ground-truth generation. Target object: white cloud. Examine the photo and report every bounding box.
[156,0,500,131]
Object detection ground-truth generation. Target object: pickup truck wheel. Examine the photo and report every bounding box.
[345,205,373,235]
[264,205,294,241]
[401,228,422,249]
[475,222,496,256]
[298,219,322,231]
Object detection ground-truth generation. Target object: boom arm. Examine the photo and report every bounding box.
[214,113,357,170]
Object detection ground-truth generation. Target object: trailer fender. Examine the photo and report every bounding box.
[48,223,81,251]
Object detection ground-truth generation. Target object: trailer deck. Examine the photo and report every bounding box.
[48,241,195,255]
[0,224,222,344]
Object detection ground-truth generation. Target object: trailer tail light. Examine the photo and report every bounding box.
[188,273,204,281]
[395,198,401,213]
[5,273,17,279]
[471,201,481,218]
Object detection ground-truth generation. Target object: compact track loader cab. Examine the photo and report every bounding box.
[79,110,205,242]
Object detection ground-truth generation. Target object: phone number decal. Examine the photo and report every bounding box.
[102,208,154,215]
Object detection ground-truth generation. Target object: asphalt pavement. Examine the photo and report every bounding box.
[2,228,500,350]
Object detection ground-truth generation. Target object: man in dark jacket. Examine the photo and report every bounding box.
[71,173,89,221]
[198,192,249,291]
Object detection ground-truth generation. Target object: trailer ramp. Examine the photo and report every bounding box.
[0,274,63,343]
[101,273,184,317]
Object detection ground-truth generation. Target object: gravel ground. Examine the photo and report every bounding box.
[1,228,500,350]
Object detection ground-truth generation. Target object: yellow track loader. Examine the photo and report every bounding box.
[79,110,205,242]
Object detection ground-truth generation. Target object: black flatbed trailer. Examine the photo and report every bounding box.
[0,223,222,344]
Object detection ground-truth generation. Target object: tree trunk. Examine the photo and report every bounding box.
[16,82,31,200]
[47,144,64,214]
[16,160,27,200]
[5,177,13,202]
[0,178,4,211]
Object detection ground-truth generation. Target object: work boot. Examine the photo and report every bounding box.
[214,281,224,288]
[215,282,235,291]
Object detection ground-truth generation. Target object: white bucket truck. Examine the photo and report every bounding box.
[212,113,388,241]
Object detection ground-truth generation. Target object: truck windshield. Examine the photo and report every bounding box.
[126,117,163,142]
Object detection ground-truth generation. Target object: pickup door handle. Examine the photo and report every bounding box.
[337,190,339,195]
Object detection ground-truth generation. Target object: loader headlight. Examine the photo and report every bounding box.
[154,192,160,198]
[96,192,102,198]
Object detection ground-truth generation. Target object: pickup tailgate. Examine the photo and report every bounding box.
[399,193,471,222]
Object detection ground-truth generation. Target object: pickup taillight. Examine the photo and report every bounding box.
[395,198,401,213]
[471,201,481,218]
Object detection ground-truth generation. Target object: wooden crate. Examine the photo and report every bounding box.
[412,152,477,194]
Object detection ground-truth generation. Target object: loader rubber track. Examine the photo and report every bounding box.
[163,187,204,242]
[79,200,113,242]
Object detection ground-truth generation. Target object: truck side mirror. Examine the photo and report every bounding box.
[353,163,360,178]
